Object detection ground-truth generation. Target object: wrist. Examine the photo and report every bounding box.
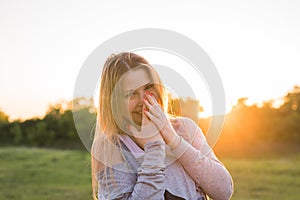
[160,123,180,149]
[168,134,181,150]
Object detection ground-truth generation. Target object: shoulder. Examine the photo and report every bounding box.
[92,134,124,171]
[170,116,200,131]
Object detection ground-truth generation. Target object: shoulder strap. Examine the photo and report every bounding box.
[117,140,140,173]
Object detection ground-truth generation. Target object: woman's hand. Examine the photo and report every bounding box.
[143,92,181,150]
[127,105,163,149]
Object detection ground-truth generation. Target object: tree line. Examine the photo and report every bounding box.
[0,86,299,154]
[200,86,300,155]
[0,98,96,149]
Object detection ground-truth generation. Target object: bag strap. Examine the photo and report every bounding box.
[116,139,140,173]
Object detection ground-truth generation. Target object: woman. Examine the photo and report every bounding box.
[91,52,233,200]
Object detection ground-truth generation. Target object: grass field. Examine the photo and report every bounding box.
[0,147,300,200]
[222,154,300,200]
[0,147,91,200]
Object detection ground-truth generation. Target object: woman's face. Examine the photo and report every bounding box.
[121,68,158,126]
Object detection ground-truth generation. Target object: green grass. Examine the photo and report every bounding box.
[0,147,91,200]
[222,154,300,200]
[0,147,300,200]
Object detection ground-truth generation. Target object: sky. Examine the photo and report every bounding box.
[1,0,300,121]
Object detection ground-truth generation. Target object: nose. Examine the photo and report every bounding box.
[137,91,146,106]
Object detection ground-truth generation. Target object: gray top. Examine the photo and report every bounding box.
[96,117,233,200]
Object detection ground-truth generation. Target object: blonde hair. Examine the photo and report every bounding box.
[91,52,168,199]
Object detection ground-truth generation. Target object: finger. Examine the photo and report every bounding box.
[142,108,161,137]
[147,94,162,112]
[142,105,151,126]
[145,92,158,105]
[144,109,166,130]
[171,119,181,131]
[143,98,152,110]
[143,99,160,117]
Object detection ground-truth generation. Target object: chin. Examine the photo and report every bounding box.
[131,114,142,126]
[133,118,142,126]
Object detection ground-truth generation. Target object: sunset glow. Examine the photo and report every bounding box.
[1,1,300,121]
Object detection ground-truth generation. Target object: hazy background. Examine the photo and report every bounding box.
[1,0,300,120]
[1,1,300,199]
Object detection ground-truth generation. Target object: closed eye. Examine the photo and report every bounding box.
[145,83,154,90]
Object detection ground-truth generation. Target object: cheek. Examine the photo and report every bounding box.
[126,99,138,113]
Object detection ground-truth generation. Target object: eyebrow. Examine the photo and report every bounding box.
[123,82,153,94]
[123,90,134,96]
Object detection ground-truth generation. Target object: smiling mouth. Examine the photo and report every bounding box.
[132,111,143,119]
[131,112,142,123]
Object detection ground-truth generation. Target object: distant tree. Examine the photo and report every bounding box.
[280,85,300,113]
[43,104,64,140]
[168,94,181,116]
[72,97,96,149]
[0,109,9,122]
[24,119,40,146]
[72,97,95,112]
[181,97,203,123]
[168,95,203,123]
[11,123,23,145]
[0,109,10,144]
[3,85,299,152]
[60,110,77,139]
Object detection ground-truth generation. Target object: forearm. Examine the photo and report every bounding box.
[172,137,233,200]
[129,140,166,199]
[98,140,166,200]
